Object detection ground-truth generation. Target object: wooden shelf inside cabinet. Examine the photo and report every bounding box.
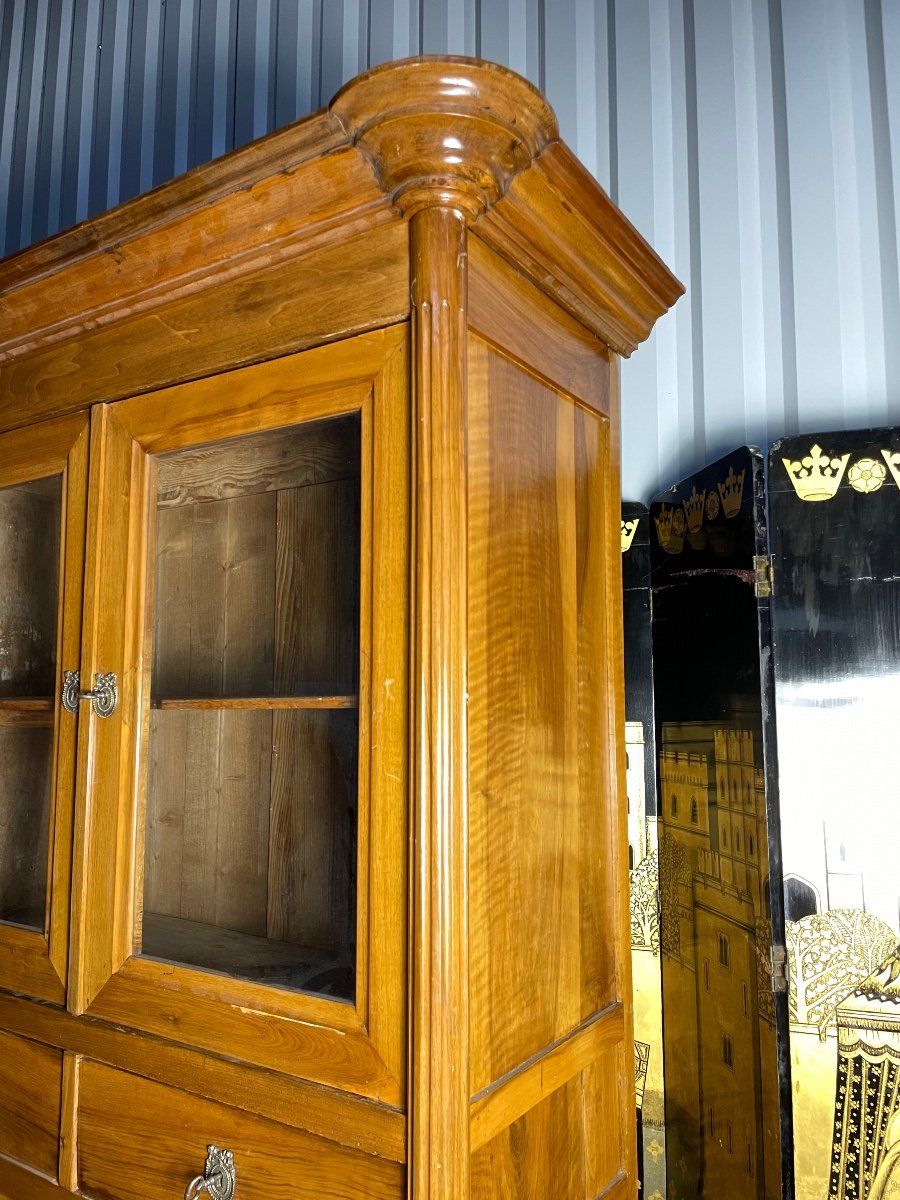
[150,695,358,711]
[0,698,54,728]
[140,912,354,999]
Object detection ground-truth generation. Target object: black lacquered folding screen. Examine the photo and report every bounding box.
[645,449,791,1200]
[769,429,900,1200]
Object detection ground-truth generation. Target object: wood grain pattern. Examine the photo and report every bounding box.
[152,696,357,710]
[58,1052,79,1191]
[108,326,402,455]
[470,1053,627,1200]
[0,59,684,1200]
[0,1159,62,1200]
[360,332,409,1101]
[469,1004,625,1153]
[0,412,88,1005]
[89,956,401,1103]
[77,1061,405,1200]
[0,699,54,727]
[267,709,358,954]
[0,989,404,1162]
[153,491,276,699]
[0,224,410,429]
[478,139,684,356]
[75,328,408,1107]
[467,335,616,1099]
[0,1029,62,1179]
[408,206,471,1200]
[69,404,151,1013]
[146,709,271,935]
[1,139,386,356]
[274,476,360,694]
[467,236,611,416]
[156,416,357,508]
[147,415,362,978]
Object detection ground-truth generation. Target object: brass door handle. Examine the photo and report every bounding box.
[184,1146,236,1200]
[61,671,118,718]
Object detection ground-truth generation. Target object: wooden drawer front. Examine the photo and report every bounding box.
[77,1061,404,1200]
[0,1028,62,1178]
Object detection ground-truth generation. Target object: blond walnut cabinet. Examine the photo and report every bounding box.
[0,56,680,1200]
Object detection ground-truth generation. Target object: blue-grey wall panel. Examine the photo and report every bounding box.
[1,0,899,499]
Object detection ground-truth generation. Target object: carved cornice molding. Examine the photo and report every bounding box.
[0,56,682,378]
[331,56,558,220]
[332,57,683,353]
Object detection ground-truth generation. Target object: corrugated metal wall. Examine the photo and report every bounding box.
[1,0,898,498]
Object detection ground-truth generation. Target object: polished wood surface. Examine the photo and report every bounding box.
[0,55,680,1200]
[0,988,405,1162]
[464,237,637,1197]
[0,1029,62,1178]
[1,223,410,428]
[409,204,471,1200]
[0,57,680,430]
[467,335,614,1091]
[70,328,408,1104]
[0,413,88,1006]
[77,1061,405,1200]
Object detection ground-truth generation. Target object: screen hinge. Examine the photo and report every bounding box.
[753,554,775,598]
[771,944,789,994]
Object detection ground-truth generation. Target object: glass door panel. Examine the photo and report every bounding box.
[0,474,61,930]
[141,414,361,1001]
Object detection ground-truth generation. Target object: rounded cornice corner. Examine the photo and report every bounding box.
[330,55,559,218]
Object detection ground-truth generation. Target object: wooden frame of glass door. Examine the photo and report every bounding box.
[0,412,88,1004]
[68,327,409,1105]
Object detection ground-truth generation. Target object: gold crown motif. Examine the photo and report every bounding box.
[683,486,706,533]
[718,466,745,518]
[621,518,639,553]
[654,505,672,547]
[881,449,900,491]
[655,504,685,554]
[782,444,849,501]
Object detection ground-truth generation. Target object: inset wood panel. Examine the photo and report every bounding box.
[0,1029,63,1179]
[470,1055,627,1200]
[77,1061,405,1200]
[467,334,615,1096]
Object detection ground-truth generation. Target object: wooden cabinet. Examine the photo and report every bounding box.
[0,56,680,1200]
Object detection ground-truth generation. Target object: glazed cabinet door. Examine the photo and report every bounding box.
[0,413,88,1004]
[69,329,409,1106]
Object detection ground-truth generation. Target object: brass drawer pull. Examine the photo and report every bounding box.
[184,1146,236,1200]
[61,670,118,718]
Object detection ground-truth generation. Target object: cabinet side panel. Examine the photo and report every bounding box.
[470,1052,629,1200]
[467,333,617,1093]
